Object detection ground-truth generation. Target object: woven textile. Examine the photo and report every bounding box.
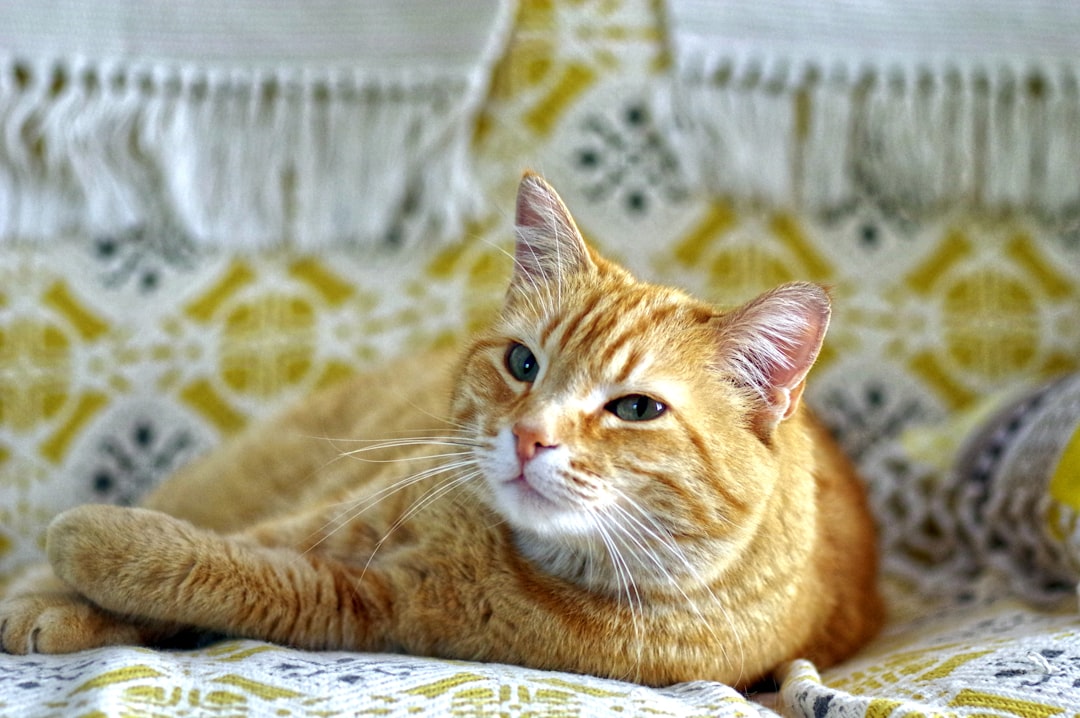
[0,0,514,248]
[665,0,1080,214]
[2,1,1080,716]
[0,641,765,717]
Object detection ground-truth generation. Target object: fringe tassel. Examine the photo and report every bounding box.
[663,56,799,204]
[0,56,493,248]
[664,53,1080,216]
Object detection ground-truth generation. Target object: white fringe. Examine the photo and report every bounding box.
[664,53,1080,216]
[0,55,497,249]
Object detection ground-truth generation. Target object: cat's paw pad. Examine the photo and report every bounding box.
[0,593,147,654]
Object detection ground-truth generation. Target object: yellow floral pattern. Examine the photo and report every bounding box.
[3,0,1080,716]
[0,639,759,717]
[786,595,1080,718]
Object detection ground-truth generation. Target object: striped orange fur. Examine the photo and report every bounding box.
[0,173,882,688]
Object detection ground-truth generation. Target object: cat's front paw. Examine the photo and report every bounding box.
[47,504,201,618]
[0,592,151,654]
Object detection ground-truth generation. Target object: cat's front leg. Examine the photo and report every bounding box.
[0,563,177,654]
[46,504,207,621]
[47,504,392,651]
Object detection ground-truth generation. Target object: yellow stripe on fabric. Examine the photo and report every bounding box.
[769,213,832,282]
[916,650,994,681]
[122,684,182,707]
[72,665,164,693]
[673,201,737,267]
[905,229,971,295]
[178,379,246,435]
[949,689,1064,718]
[525,63,596,136]
[206,643,281,662]
[403,673,486,698]
[211,674,303,700]
[1006,234,1075,300]
[185,261,256,324]
[204,690,247,706]
[39,391,109,463]
[42,281,109,342]
[535,677,627,698]
[865,698,904,718]
[1049,425,1080,511]
[289,259,354,307]
[908,351,976,410]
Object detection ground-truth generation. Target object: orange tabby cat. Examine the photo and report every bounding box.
[0,174,882,688]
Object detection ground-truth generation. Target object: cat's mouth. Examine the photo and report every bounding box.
[495,469,580,523]
[481,430,589,529]
[507,472,557,505]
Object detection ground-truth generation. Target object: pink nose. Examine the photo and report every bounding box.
[513,421,558,463]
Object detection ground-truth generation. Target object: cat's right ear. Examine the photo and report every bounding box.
[713,282,832,435]
[511,172,594,292]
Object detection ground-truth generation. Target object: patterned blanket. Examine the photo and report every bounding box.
[3,1,1080,716]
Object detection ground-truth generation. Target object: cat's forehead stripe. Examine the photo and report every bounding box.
[565,294,624,355]
[533,289,698,392]
[612,345,644,386]
[546,291,603,350]
[565,289,653,354]
[600,326,657,386]
[539,314,561,347]
[594,297,683,368]
[577,315,624,364]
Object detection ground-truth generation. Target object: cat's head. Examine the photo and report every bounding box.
[452,173,830,591]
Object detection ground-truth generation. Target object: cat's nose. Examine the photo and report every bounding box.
[513,421,558,463]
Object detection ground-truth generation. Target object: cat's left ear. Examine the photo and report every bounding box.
[714,283,831,434]
[511,172,595,292]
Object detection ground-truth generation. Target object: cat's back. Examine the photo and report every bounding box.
[142,346,461,532]
[295,345,460,451]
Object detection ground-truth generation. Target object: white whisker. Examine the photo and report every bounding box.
[356,469,482,581]
[299,441,482,556]
[341,448,476,464]
[585,511,646,683]
[338,436,482,451]
[605,493,747,686]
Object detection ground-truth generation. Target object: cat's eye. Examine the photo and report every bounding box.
[506,342,540,383]
[606,395,666,422]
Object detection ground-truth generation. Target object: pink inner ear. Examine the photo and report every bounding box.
[719,283,831,428]
[515,175,550,229]
[768,297,830,392]
[511,173,592,289]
